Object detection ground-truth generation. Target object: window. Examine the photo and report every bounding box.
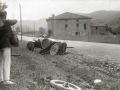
[75,32,80,35]
[76,19,79,22]
[76,24,79,27]
[96,27,98,29]
[84,24,86,29]
[65,24,67,28]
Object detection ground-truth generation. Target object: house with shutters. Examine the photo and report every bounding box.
[46,12,92,36]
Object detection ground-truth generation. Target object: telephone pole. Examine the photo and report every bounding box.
[19,4,22,41]
[26,26,27,35]
[12,14,14,31]
[34,22,35,37]
[28,27,29,36]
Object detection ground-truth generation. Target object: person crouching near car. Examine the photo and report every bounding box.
[0,11,18,85]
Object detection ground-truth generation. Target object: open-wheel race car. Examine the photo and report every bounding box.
[27,37,67,55]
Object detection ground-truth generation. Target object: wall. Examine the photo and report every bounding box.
[52,35,120,44]
[47,19,91,36]
[91,26,107,35]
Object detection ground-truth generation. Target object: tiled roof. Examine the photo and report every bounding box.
[91,23,106,27]
[47,12,92,20]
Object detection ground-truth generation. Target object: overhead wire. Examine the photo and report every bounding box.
[66,0,95,13]
[64,0,107,13]
[50,0,98,17]
[72,0,119,13]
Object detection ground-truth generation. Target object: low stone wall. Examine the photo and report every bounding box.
[52,35,120,44]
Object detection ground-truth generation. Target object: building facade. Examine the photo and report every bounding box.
[46,12,92,36]
[91,23,107,35]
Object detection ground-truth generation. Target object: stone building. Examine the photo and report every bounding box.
[46,12,92,36]
[91,23,107,35]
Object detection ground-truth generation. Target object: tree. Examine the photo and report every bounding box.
[45,29,53,38]
[114,26,120,35]
[106,25,117,35]
[39,27,45,36]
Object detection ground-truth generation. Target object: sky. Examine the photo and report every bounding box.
[0,0,120,21]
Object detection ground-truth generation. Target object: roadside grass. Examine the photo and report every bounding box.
[45,47,120,90]
[0,40,120,90]
[0,41,62,90]
[0,40,84,90]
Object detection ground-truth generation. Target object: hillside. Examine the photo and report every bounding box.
[86,10,120,27]
[78,10,120,28]
[14,18,47,31]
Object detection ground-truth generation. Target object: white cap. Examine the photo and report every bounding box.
[94,79,102,84]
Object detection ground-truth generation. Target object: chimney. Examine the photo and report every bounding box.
[52,14,55,19]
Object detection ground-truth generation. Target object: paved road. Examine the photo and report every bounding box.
[18,35,120,48]
[18,35,120,64]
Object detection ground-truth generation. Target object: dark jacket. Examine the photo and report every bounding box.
[0,19,18,49]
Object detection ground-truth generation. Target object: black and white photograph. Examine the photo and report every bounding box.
[0,0,120,90]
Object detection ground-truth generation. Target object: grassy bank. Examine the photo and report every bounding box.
[0,41,84,90]
[0,40,120,90]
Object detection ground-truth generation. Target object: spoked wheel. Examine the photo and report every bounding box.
[50,43,59,55]
[27,41,34,51]
[50,80,82,90]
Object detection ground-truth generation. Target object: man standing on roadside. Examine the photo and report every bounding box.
[0,10,18,84]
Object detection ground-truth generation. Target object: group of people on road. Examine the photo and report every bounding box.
[0,4,18,85]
